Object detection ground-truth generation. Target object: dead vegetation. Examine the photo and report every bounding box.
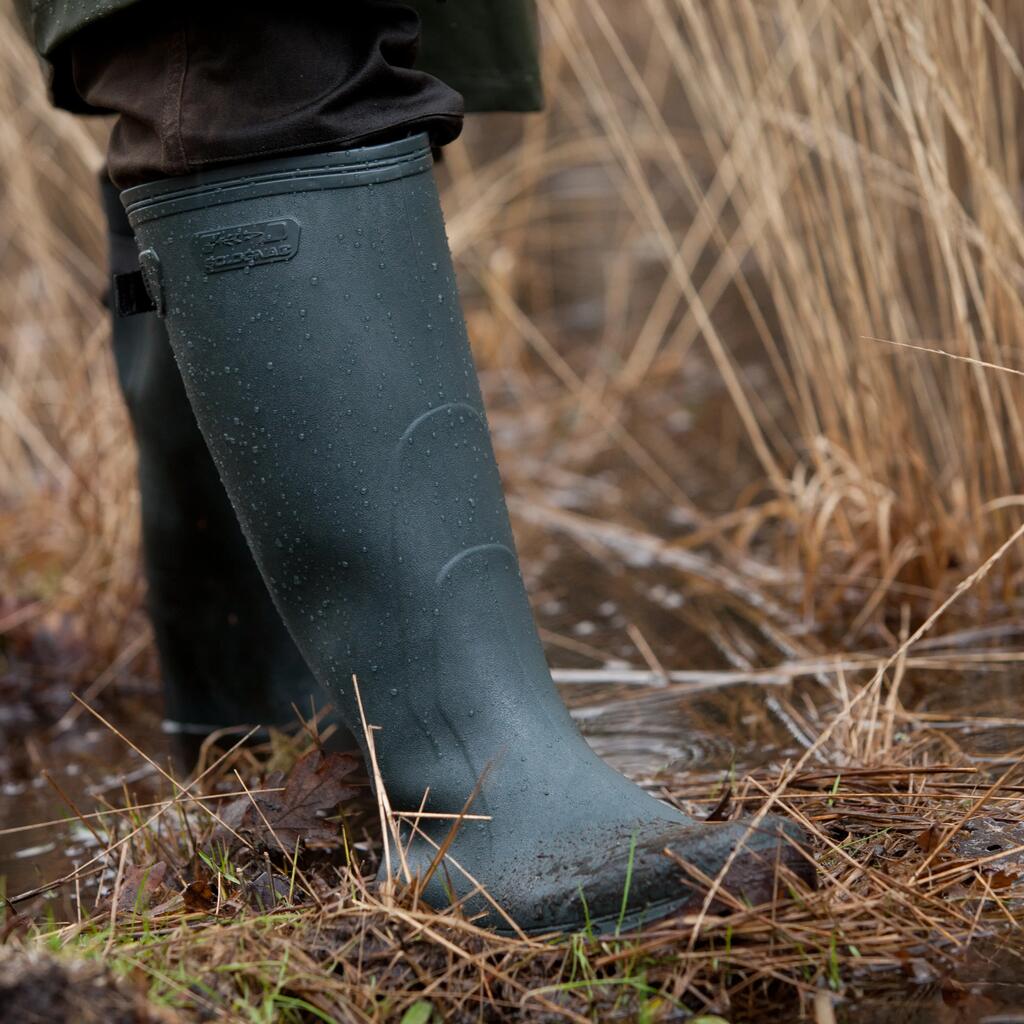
[5,0,1024,1021]
[6,669,1024,1022]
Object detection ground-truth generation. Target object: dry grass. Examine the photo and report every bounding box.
[6,0,1024,1020]
[6,664,1024,1022]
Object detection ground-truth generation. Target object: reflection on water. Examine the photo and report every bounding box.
[834,939,1024,1024]
[0,677,167,906]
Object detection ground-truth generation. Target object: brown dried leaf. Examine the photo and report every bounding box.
[183,878,215,913]
[988,869,1019,890]
[115,861,167,915]
[220,749,361,850]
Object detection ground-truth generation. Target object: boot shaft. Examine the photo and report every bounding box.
[121,136,580,810]
[102,175,323,738]
[118,138,814,932]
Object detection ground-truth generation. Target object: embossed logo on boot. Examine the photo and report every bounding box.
[195,219,300,273]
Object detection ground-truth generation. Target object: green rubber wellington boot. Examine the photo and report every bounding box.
[102,176,327,752]
[120,136,814,933]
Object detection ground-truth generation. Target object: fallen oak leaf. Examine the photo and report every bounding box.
[218,749,361,851]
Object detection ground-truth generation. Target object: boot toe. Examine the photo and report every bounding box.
[423,812,815,935]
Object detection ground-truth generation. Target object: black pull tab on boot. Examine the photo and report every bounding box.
[122,136,813,933]
[111,269,156,317]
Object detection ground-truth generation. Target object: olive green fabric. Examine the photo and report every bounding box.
[14,0,542,114]
[416,0,542,112]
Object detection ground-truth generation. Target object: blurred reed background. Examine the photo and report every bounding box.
[4,0,1024,688]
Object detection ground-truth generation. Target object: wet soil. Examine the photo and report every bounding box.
[0,947,172,1024]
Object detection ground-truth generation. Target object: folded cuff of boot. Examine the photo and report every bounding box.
[121,134,434,226]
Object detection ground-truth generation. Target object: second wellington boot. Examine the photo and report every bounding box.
[102,177,324,751]
[121,135,814,933]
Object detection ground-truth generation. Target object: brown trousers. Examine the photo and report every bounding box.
[69,1,464,187]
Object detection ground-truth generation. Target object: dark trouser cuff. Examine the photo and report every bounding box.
[70,0,464,188]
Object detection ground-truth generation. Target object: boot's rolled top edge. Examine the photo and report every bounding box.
[120,134,433,226]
